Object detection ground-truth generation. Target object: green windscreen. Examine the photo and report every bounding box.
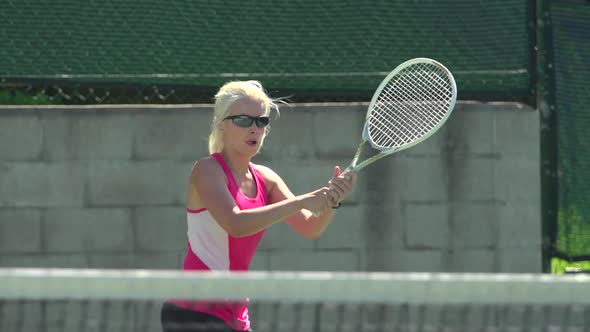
[552,2,590,261]
[0,1,531,101]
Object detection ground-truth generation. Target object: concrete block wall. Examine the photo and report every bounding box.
[0,102,541,273]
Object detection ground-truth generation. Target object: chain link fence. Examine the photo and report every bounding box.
[1,0,533,104]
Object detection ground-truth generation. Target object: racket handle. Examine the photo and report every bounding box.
[341,166,355,180]
[312,166,354,217]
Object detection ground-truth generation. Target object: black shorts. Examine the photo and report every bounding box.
[160,302,252,332]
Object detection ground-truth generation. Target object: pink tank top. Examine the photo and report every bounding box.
[171,153,269,331]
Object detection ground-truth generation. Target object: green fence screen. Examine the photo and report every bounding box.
[552,1,590,261]
[0,1,531,102]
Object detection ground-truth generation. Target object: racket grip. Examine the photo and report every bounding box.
[342,166,355,180]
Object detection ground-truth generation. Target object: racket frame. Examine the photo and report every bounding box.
[345,58,457,173]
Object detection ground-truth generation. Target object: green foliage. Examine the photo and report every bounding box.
[0,89,61,105]
[552,257,590,274]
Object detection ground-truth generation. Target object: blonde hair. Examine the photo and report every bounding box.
[208,80,281,154]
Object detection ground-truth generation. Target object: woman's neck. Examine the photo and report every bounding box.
[219,150,251,175]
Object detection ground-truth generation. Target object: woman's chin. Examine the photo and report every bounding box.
[241,144,261,156]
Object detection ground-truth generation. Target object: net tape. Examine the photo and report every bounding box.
[1,268,589,304]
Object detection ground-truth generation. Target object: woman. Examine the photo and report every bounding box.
[161,80,357,331]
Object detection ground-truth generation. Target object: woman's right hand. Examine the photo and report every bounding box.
[299,187,334,215]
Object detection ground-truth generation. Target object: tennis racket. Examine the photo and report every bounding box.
[343,57,457,174]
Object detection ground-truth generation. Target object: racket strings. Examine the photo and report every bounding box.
[373,77,432,142]
[371,84,434,146]
[367,62,454,149]
[378,83,436,138]
[371,99,417,146]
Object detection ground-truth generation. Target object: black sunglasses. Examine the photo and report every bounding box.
[224,115,270,128]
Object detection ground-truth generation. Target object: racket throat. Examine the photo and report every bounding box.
[346,140,366,172]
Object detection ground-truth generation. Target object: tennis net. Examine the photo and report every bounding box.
[0,268,589,332]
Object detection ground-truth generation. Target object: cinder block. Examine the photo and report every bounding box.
[494,105,539,155]
[393,249,444,272]
[361,204,404,250]
[450,203,497,248]
[269,249,359,271]
[447,156,495,201]
[134,109,211,160]
[0,114,43,160]
[250,250,270,271]
[404,202,449,249]
[0,209,41,252]
[43,111,134,160]
[0,102,544,275]
[258,222,315,250]
[87,161,186,205]
[316,205,364,249]
[44,208,133,253]
[497,247,542,273]
[494,156,540,203]
[87,253,135,269]
[361,156,399,205]
[449,249,495,272]
[133,253,185,269]
[396,155,448,201]
[497,202,542,248]
[311,105,364,158]
[0,162,85,207]
[361,249,396,272]
[446,108,495,155]
[134,207,187,252]
[0,254,89,268]
[260,110,315,160]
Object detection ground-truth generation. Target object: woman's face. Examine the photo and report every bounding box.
[220,96,269,156]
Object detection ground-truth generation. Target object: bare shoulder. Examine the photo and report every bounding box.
[252,163,294,201]
[251,163,282,186]
[191,156,225,182]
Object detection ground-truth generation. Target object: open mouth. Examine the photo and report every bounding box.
[247,140,258,146]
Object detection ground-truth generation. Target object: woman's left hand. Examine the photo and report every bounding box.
[327,166,357,207]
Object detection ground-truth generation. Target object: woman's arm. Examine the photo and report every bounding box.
[258,165,357,240]
[192,158,334,238]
